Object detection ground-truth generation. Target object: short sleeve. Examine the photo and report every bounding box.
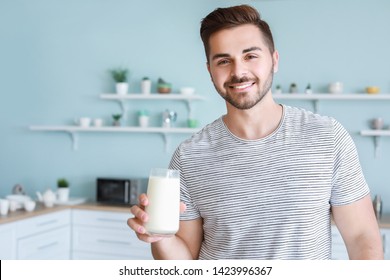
[330,119,370,206]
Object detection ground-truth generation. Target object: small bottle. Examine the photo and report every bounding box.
[372,195,382,220]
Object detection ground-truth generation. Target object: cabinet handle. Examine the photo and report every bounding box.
[37,219,57,227]
[97,239,131,245]
[38,241,59,251]
[96,218,123,223]
[383,234,386,253]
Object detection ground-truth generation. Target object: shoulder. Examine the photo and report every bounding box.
[171,117,225,159]
[284,105,343,134]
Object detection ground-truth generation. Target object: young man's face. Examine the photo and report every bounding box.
[207,24,279,110]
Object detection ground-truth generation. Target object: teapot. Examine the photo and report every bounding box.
[36,188,56,207]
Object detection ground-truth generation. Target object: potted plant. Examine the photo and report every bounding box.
[275,84,282,94]
[289,83,298,94]
[112,114,122,126]
[110,68,129,95]
[157,77,172,94]
[141,77,151,95]
[57,178,69,202]
[305,83,313,94]
[138,110,149,127]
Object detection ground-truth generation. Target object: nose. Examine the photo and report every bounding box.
[230,60,248,78]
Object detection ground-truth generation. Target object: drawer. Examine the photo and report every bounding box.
[0,222,16,259]
[16,210,70,238]
[381,228,390,259]
[72,251,153,260]
[17,226,70,259]
[72,209,132,230]
[72,225,150,258]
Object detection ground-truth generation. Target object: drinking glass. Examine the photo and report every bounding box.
[144,168,180,235]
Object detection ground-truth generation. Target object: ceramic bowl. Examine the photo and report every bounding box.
[366,86,380,94]
[180,87,195,95]
[24,200,36,212]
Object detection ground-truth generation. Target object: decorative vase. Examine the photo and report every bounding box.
[57,188,69,202]
[141,79,151,94]
[116,82,128,95]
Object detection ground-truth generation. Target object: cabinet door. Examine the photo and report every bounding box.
[16,210,71,238]
[72,209,132,229]
[381,228,390,260]
[72,226,151,259]
[0,223,16,259]
[72,209,151,259]
[17,226,70,260]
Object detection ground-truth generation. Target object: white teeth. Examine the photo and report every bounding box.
[232,83,252,89]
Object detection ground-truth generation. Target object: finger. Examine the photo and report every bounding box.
[127,217,146,235]
[136,232,164,243]
[180,202,186,213]
[138,193,149,207]
[130,205,148,222]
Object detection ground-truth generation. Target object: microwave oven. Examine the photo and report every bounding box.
[96,178,146,205]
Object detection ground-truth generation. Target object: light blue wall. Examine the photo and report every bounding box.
[1,0,389,211]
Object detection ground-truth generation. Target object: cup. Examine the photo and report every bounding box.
[9,200,18,212]
[75,117,91,127]
[329,82,343,94]
[141,79,152,94]
[371,118,384,130]
[187,119,198,128]
[24,200,36,212]
[93,118,103,127]
[0,199,10,216]
[144,168,180,236]
[139,115,149,128]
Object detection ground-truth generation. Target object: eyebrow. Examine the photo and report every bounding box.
[211,46,262,61]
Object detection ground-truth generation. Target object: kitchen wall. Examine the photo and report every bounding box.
[1,0,389,211]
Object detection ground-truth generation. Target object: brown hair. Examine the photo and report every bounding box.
[200,5,275,62]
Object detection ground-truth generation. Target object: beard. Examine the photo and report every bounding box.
[213,65,274,110]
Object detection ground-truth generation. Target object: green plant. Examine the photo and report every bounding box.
[57,178,69,188]
[112,114,122,121]
[110,68,128,83]
[157,77,172,93]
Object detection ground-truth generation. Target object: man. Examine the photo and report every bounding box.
[128,5,383,259]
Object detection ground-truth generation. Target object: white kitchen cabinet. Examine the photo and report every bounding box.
[72,209,152,260]
[15,210,71,260]
[17,226,70,259]
[0,222,16,259]
[381,228,390,259]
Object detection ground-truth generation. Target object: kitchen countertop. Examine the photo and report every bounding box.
[1,202,390,228]
[0,202,132,225]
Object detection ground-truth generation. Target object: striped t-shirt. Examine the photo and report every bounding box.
[169,105,369,259]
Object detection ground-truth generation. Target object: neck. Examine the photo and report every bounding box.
[223,94,283,140]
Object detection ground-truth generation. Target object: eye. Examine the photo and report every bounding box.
[245,54,258,60]
[216,59,230,66]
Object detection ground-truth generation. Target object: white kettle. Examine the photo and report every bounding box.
[36,188,56,208]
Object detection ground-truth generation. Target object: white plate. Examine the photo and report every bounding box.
[54,197,87,206]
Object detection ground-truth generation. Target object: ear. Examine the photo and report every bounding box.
[272,50,279,73]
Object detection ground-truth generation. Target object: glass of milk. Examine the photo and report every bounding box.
[144,168,180,236]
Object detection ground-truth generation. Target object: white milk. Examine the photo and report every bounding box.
[145,175,180,235]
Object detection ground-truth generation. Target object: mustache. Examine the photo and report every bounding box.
[225,76,256,86]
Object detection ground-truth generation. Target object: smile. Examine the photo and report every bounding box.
[229,82,255,90]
